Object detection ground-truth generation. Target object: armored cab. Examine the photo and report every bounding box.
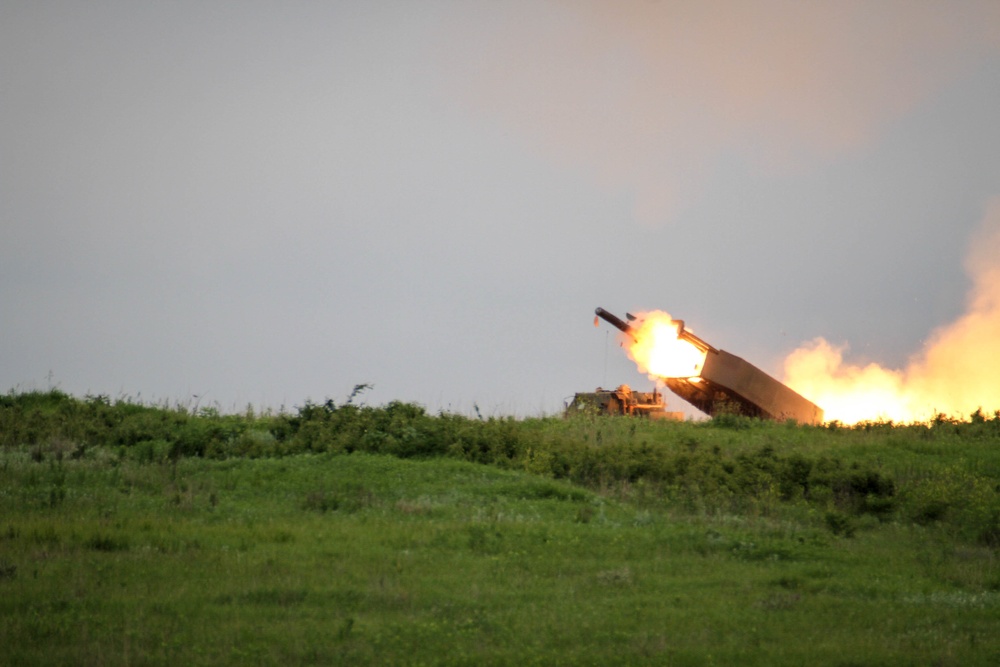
[566,384,684,420]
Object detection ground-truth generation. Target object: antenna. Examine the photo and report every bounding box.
[603,330,609,387]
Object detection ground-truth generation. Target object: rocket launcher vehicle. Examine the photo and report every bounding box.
[595,307,824,425]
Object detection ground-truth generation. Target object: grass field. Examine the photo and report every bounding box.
[1,391,999,665]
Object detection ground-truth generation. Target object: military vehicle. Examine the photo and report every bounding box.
[594,307,824,424]
[565,384,684,420]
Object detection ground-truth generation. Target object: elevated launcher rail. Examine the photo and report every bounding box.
[595,307,824,425]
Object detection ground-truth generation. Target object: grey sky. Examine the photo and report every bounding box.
[3,1,1000,416]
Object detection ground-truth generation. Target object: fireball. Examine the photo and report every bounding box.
[624,311,707,379]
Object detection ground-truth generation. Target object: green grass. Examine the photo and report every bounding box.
[1,391,999,664]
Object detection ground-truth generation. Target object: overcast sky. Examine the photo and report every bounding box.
[4,1,1000,416]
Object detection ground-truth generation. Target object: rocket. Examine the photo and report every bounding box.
[594,307,637,340]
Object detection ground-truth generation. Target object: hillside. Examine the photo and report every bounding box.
[1,391,998,665]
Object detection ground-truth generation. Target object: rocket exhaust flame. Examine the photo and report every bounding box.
[781,200,1000,424]
[595,308,710,378]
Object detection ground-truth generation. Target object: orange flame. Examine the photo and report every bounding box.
[624,310,707,379]
[783,200,1000,424]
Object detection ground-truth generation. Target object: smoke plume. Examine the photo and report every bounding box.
[783,199,1000,422]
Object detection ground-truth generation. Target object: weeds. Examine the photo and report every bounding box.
[2,390,998,542]
[1,443,998,665]
[2,390,1000,664]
